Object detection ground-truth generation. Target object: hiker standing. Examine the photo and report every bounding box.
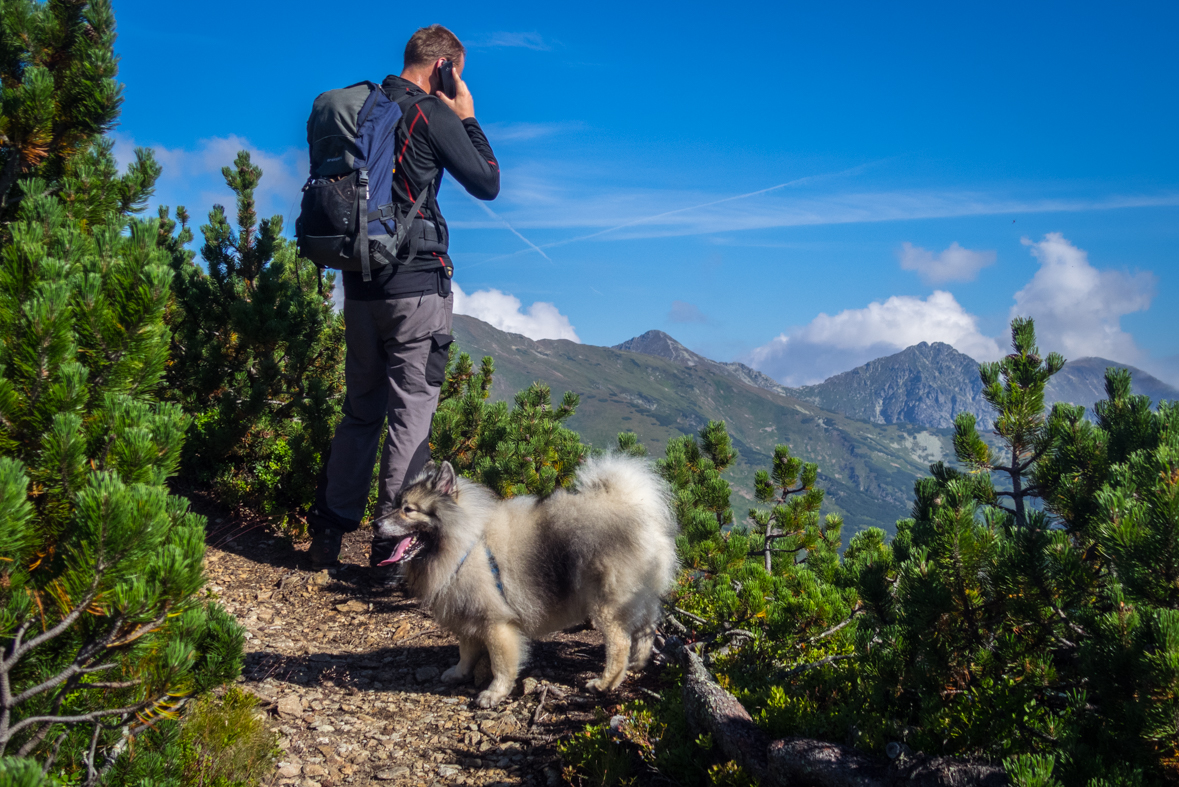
[298,25,499,570]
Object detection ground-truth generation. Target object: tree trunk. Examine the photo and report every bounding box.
[677,644,1008,787]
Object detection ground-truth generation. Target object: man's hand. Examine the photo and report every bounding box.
[436,73,475,121]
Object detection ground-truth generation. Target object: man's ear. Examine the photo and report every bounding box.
[433,461,458,497]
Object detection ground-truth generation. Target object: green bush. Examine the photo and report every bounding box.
[565,319,1179,786]
[431,347,587,497]
[158,154,345,533]
[102,686,278,787]
[0,176,243,783]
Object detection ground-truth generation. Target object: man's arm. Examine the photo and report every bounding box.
[430,75,499,200]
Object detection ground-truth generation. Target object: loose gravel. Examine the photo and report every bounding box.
[199,503,663,787]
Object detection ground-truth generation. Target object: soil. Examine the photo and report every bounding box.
[198,500,666,787]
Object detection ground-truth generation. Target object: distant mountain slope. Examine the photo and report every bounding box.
[455,317,952,539]
[792,342,991,430]
[1045,357,1179,412]
[614,332,1178,431]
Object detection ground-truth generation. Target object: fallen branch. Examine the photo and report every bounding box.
[677,645,1008,787]
[531,685,548,728]
[777,653,856,679]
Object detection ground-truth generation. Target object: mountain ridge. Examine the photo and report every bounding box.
[454,317,952,539]
[613,332,1178,430]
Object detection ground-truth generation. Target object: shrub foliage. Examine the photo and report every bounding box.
[159,152,345,527]
[565,318,1179,787]
[0,172,243,782]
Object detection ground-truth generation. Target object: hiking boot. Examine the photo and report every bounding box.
[306,501,359,569]
[308,526,343,570]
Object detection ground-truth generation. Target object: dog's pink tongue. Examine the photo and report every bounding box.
[377,536,415,566]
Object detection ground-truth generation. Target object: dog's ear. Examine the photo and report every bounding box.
[432,461,458,497]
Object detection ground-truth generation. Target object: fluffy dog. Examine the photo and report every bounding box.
[372,455,678,707]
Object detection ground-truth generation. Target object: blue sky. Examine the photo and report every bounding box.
[112,0,1179,385]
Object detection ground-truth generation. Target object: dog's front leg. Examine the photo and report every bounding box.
[442,636,484,684]
[476,622,526,708]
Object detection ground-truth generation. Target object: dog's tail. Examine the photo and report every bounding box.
[576,454,679,591]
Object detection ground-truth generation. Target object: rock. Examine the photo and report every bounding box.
[375,766,409,780]
[310,570,331,586]
[335,599,367,613]
[522,677,538,695]
[415,666,439,683]
[277,696,303,719]
[302,763,327,777]
[277,763,302,778]
[439,764,460,777]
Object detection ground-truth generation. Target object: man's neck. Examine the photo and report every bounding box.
[399,67,431,94]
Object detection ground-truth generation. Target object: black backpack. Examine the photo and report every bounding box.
[295,82,437,283]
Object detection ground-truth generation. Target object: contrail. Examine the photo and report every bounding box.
[540,173,822,248]
[448,175,552,261]
[470,162,878,267]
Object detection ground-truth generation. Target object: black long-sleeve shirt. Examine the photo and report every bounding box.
[342,75,499,301]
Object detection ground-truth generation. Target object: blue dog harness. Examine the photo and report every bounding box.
[453,538,507,599]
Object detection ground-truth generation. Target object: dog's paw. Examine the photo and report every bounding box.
[475,688,509,708]
[440,665,468,684]
[585,677,613,693]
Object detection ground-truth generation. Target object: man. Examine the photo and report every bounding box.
[307,24,499,571]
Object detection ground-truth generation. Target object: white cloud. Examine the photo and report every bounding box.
[468,32,551,50]
[1012,233,1155,362]
[453,283,579,342]
[480,121,583,142]
[898,241,996,284]
[746,291,1002,386]
[114,133,306,231]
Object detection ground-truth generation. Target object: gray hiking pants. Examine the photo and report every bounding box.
[322,292,454,525]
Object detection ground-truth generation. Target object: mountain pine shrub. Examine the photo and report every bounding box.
[849,318,1179,783]
[566,319,1179,786]
[160,152,345,530]
[0,174,243,782]
[431,346,587,497]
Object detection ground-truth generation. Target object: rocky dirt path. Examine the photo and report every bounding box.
[199,504,663,787]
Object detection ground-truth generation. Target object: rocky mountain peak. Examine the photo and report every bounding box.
[612,331,704,366]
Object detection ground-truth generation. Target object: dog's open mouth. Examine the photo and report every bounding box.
[377,533,425,566]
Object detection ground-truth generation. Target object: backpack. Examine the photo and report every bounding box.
[296,81,435,283]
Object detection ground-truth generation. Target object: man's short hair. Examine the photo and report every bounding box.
[404,25,465,68]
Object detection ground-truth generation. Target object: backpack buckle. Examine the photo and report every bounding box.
[357,169,369,186]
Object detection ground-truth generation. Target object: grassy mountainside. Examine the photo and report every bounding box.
[452,316,952,539]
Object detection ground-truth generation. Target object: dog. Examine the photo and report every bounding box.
[372,455,678,707]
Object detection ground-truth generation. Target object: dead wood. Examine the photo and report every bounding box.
[678,645,1008,787]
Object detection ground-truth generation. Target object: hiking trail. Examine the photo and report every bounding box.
[200,500,661,787]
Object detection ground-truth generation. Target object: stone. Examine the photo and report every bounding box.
[415,666,439,683]
[277,696,303,719]
[302,763,327,777]
[277,763,302,778]
[310,570,331,586]
[335,599,368,613]
[375,766,409,780]
[522,677,538,696]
